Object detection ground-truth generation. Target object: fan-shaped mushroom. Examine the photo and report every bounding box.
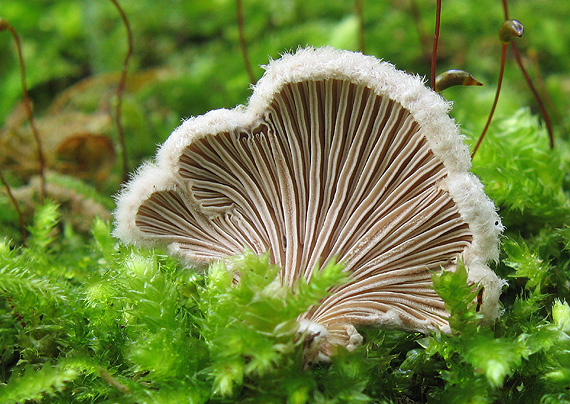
[114,47,504,361]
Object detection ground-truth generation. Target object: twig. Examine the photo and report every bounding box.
[109,0,134,182]
[0,18,46,203]
[0,169,27,240]
[430,0,442,90]
[354,0,365,53]
[236,0,256,84]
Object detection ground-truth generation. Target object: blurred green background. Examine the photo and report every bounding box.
[0,0,569,201]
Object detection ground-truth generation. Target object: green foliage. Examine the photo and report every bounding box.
[414,229,570,403]
[472,109,570,230]
[1,1,570,402]
[431,262,482,333]
[3,183,570,404]
[1,90,570,404]
[0,363,79,404]
[199,253,347,398]
[2,205,388,403]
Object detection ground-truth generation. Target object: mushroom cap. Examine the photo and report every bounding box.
[114,47,504,358]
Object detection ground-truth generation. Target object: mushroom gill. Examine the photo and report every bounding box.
[114,47,504,361]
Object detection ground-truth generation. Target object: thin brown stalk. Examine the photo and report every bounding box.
[109,0,134,182]
[502,0,554,148]
[354,0,365,53]
[1,20,46,203]
[511,44,554,148]
[236,0,256,84]
[502,0,509,19]
[0,169,27,240]
[472,44,508,158]
[430,0,442,90]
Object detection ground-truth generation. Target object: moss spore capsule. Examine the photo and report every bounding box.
[435,70,483,92]
[499,19,524,44]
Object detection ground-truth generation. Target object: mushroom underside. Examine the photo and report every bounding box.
[135,78,476,352]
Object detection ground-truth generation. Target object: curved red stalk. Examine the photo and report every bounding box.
[109,0,134,182]
[511,44,554,148]
[236,0,256,84]
[502,0,554,148]
[472,43,508,158]
[430,0,442,90]
[0,169,27,240]
[502,0,509,19]
[3,22,46,203]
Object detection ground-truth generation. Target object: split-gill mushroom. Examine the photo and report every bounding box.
[114,47,504,361]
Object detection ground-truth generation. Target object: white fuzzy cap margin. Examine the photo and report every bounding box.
[113,46,504,318]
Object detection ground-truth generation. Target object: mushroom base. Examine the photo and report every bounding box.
[297,318,364,364]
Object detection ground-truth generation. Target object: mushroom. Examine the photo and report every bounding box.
[114,47,504,361]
